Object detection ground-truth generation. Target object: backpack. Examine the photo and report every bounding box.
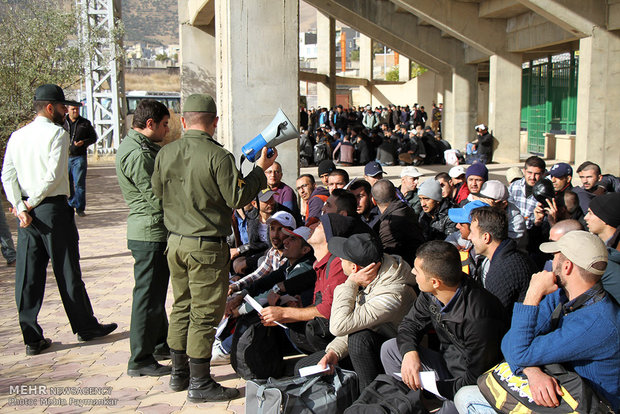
[313,143,329,164]
[344,374,429,414]
[230,319,285,380]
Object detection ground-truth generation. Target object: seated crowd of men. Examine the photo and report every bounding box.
[221,156,620,413]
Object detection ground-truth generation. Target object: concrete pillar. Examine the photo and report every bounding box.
[489,53,522,163]
[359,34,373,106]
[443,64,477,151]
[576,28,620,175]
[399,56,410,82]
[215,0,299,185]
[178,1,216,105]
[317,12,335,109]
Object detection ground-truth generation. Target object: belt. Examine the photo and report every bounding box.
[169,232,225,243]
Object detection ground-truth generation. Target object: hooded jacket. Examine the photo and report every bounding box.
[326,254,417,359]
[378,199,425,266]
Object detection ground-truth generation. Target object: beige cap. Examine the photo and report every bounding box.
[506,166,523,184]
[539,231,608,275]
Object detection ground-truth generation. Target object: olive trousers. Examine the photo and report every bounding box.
[166,234,229,359]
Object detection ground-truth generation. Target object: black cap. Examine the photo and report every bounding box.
[34,84,81,106]
[532,179,555,204]
[328,233,382,267]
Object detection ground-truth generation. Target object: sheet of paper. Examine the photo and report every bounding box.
[215,316,229,339]
[298,365,330,377]
[393,371,442,399]
[243,295,288,329]
[419,371,442,398]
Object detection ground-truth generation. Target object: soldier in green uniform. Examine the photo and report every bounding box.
[116,99,172,377]
[152,94,277,402]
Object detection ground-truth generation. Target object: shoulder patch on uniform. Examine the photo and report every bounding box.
[140,141,150,152]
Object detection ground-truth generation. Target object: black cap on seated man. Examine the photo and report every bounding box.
[364,161,385,186]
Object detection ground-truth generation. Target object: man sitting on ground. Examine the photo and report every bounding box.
[467,207,534,316]
[349,180,380,229]
[418,179,457,241]
[364,161,384,186]
[266,162,298,215]
[462,163,488,205]
[381,241,506,414]
[321,188,357,217]
[471,180,526,242]
[297,233,417,392]
[585,192,620,303]
[509,156,546,229]
[445,200,489,276]
[327,169,349,194]
[400,166,423,217]
[455,231,620,413]
[373,180,424,266]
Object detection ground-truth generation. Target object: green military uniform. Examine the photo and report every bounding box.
[116,129,170,370]
[152,126,266,359]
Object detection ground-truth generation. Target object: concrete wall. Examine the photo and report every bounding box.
[477,81,489,126]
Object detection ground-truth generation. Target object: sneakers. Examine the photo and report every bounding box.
[210,342,230,366]
[26,338,52,356]
[77,323,118,341]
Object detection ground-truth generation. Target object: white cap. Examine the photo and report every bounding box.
[283,226,312,241]
[474,180,508,201]
[449,166,466,178]
[475,124,487,131]
[266,211,297,230]
[401,166,423,178]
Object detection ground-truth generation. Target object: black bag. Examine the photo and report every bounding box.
[344,374,430,414]
[246,368,359,414]
[478,362,614,414]
[230,320,285,380]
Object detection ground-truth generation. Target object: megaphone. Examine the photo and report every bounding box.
[241,109,299,162]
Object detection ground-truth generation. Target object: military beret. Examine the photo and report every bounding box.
[183,94,217,113]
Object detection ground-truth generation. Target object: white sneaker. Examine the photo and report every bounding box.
[211,344,231,366]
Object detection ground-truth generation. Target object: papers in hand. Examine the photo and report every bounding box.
[394,371,442,399]
[243,295,288,329]
[299,365,330,377]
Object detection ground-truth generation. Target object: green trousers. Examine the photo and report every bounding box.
[166,234,229,359]
[128,240,170,369]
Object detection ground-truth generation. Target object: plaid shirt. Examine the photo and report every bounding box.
[508,178,538,229]
[231,248,284,291]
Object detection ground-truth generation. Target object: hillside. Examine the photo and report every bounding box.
[121,0,178,45]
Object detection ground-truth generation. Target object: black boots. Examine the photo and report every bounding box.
[187,359,240,402]
[169,350,190,392]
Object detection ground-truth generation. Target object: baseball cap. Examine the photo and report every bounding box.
[539,231,608,275]
[401,166,423,178]
[506,166,524,184]
[282,226,312,241]
[258,189,277,202]
[448,166,466,179]
[473,180,508,201]
[364,161,384,177]
[448,200,489,224]
[34,84,81,106]
[549,162,573,178]
[183,94,217,113]
[474,124,487,131]
[328,233,382,267]
[266,211,296,229]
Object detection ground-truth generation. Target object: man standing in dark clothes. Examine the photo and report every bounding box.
[2,84,117,355]
[63,105,98,216]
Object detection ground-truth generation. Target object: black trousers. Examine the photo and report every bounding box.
[128,240,170,369]
[15,196,98,344]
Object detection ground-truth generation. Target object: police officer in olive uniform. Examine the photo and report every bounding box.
[152,94,277,402]
[116,99,172,377]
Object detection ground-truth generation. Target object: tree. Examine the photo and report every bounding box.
[0,0,86,160]
[386,66,399,81]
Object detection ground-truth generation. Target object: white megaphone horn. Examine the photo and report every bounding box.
[241,109,299,162]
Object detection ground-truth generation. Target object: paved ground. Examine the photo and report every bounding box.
[0,158,536,413]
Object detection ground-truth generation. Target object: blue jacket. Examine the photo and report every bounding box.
[502,290,620,412]
[603,248,620,305]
